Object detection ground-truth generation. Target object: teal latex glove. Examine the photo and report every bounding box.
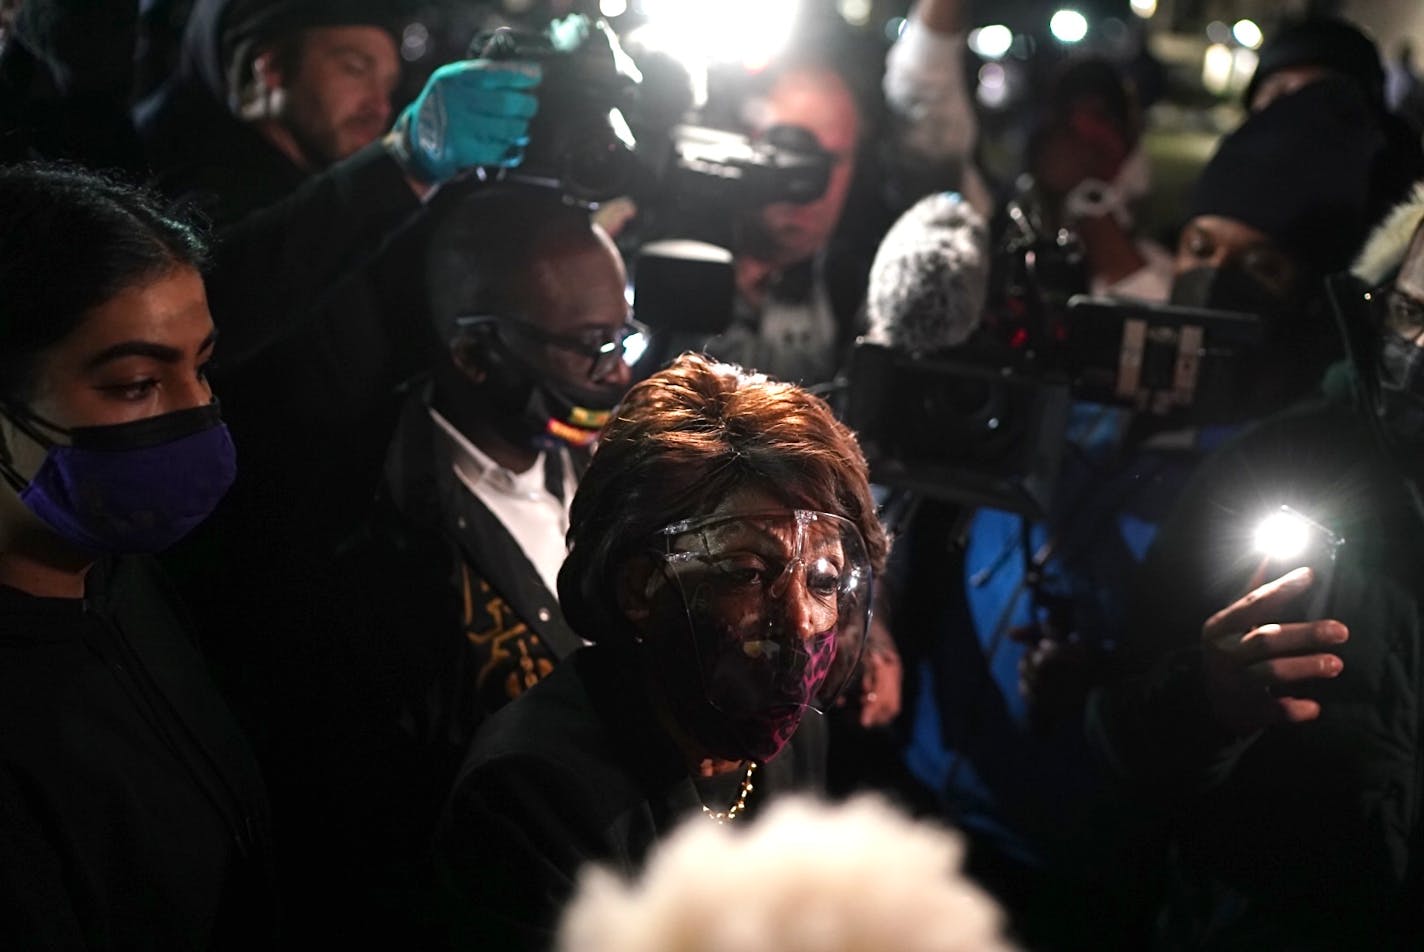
[387,59,541,185]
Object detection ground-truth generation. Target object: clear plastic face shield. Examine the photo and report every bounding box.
[648,509,873,762]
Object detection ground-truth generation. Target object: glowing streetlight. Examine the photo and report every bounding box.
[977,62,1009,108]
[969,24,1013,59]
[1232,18,1264,50]
[1050,9,1088,44]
[1129,0,1157,18]
[1202,42,1233,95]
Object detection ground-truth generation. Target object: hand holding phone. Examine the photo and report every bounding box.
[1199,565,1349,736]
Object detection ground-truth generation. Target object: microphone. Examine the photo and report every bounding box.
[866,191,988,352]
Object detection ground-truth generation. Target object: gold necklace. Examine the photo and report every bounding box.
[701,761,759,824]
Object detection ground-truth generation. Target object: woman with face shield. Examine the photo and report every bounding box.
[0,165,274,948]
[431,352,890,950]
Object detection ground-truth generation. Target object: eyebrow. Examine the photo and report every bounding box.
[84,330,219,372]
[334,47,376,67]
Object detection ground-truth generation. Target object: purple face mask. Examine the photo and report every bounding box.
[0,402,236,554]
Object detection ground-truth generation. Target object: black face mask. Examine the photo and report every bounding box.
[480,340,623,451]
[1169,265,1286,319]
[1377,330,1424,446]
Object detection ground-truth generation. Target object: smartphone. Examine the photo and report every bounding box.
[1252,505,1345,622]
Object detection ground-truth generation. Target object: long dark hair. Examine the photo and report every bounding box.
[0,163,208,402]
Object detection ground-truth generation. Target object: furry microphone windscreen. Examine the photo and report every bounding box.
[557,794,1016,952]
[866,191,989,353]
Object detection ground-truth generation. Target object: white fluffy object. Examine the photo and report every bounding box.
[555,794,1016,952]
[866,191,989,353]
[1352,180,1424,286]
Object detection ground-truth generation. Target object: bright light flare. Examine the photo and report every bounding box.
[977,62,1009,108]
[1129,0,1156,18]
[969,24,1013,59]
[622,328,649,367]
[1254,509,1311,561]
[1232,18,1263,50]
[1050,9,1088,44]
[637,0,799,72]
[600,0,628,18]
[838,0,872,27]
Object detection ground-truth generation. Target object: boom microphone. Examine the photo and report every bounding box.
[866,191,988,352]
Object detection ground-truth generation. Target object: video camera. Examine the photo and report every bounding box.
[640,123,832,241]
[846,186,1266,516]
[628,122,834,340]
[472,16,642,203]
[470,14,834,343]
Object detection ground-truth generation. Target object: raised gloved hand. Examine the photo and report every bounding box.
[386,59,541,185]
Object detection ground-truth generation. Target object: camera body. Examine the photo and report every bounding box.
[626,123,833,345]
[472,16,641,202]
[845,184,1268,515]
[659,123,830,213]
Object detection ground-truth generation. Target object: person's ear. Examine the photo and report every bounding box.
[449,332,489,386]
[616,554,662,626]
[251,47,285,94]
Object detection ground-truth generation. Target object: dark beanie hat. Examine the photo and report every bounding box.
[1191,75,1384,277]
[1244,17,1384,110]
[220,0,412,71]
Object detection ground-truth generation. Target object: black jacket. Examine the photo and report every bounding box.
[1090,387,1424,950]
[433,643,828,951]
[138,0,435,555]
[356,387,585,755]
[294,388,587,872]
[0,557,276,950]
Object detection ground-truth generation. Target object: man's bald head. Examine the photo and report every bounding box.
[427,189,620,344]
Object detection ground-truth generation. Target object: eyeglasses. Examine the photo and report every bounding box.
[456,313,649,382]
[1368,286,1424,341]
[650,508,875,706]
[653,509,872,638]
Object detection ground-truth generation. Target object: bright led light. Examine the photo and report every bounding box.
[1232,18,1263,50]
[1050,9,1088,44]
[1254,509,1311,561]
[600,0,628,17]
[969,24,1013,59]
[1129,0,1156,18]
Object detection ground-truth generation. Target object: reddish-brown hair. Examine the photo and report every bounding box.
[558,352,889,642]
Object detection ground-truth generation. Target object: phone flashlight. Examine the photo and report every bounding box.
[1251,505,1345,619]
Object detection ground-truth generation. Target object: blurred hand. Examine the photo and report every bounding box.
[858,640,903,728]
[1200,566,1348,735]
[387,59,541,185]
[1012,623,1101,730]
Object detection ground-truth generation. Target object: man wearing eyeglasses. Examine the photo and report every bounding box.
[263,187,638,943]
[327,187,637,857]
